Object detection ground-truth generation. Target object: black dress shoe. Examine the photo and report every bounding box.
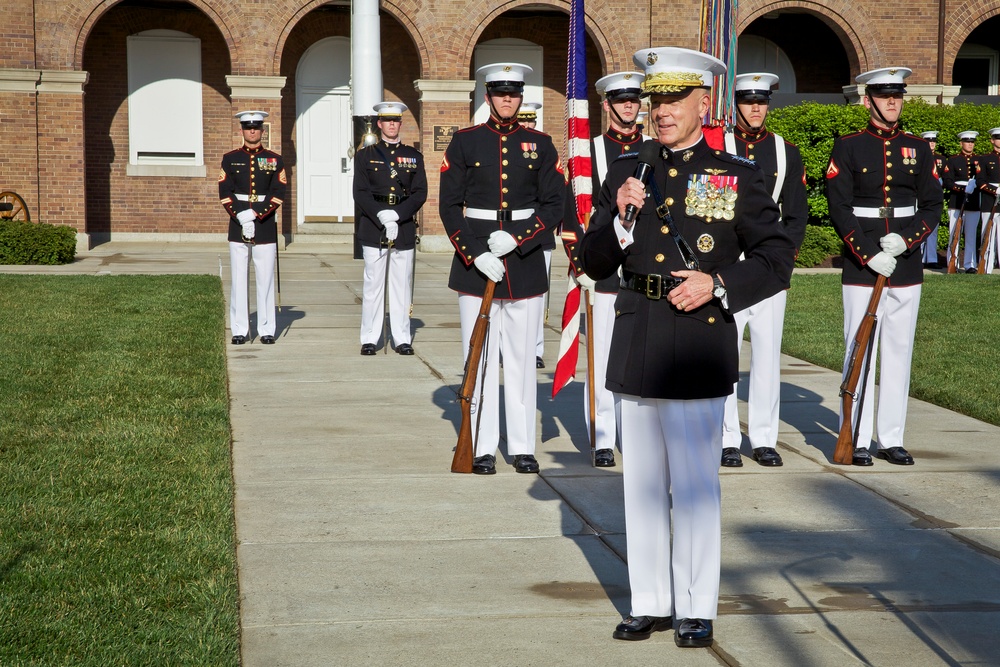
[536,356,545,368]
[395,343,414,355]
[472,454,496,475]
[260,335,275,345]
[594,449,616,467]
[612,615,673,641]
[751,447,783,467]
[360,343,377,356]
[231,335,246,345]
[965,267,977,274]
[876,446,914,465]
[720,447,743,467]
[675,618,713,648]
[513,454,539,473]
[852,447,874,466]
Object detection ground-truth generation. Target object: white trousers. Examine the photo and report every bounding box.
[979,212,999,274]
[921,224,939,263]
[722,290,787,450]
[840,284,921,450]
[583,291,619,451]
[360,246,414,346]
[459,295,543,457]
[229,241,276,338]
[535,249,553,357]
[948,208,980,270]
[619,395,724,620]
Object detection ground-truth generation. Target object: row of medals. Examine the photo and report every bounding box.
[685,182,737,221]
[523,150,538,158]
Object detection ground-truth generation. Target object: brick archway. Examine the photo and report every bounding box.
[943,4,1000,82]
[738,0,879,75]
[71,0,236,71]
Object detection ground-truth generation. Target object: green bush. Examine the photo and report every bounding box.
[0,219,77,264]
[766,99,1000,229]
[796,224,844,267]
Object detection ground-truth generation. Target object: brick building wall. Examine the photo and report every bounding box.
[1,0,998,245]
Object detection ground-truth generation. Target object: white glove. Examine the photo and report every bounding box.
[383,220,399,241]
[965,177,977,194]
[488,230,518,256]
[236,209,256,224]
[867,251,897,277]
[241,220,255,239]
[473,252,506,282]
[880,233,906,257]
[575,272,597,304]
[376,209,400,225]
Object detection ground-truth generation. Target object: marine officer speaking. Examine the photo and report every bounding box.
[826,67,942,466]
[353,101,428,355]
[219,110,287,345]
[439,63,564,475]
[720,72,808,469]
[579,47,794,648]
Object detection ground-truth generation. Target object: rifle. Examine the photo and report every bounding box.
[977,196,998,275]
[451,280,497,473]
[947,193,967,274]
[585,295,597,466]
[833,275,887,464]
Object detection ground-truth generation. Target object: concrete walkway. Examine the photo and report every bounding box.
[10,242,1000,666]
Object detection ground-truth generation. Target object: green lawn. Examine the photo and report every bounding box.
[784,272,1000,427]
[0,275,238,666]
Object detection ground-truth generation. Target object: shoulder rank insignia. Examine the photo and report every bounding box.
[685,174,738,222]
[729,155,756,167]
[218,168,226,183]
[826,159,840,179]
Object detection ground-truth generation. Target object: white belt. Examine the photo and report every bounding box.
[853,205,916,218]
[990,183,1000,188]
[466,207,534,221]
[234,193,266,202]
[954,180,968,187]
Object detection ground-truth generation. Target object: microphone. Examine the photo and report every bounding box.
[624,141,661,225]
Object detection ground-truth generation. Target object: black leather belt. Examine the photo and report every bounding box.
[621,270,684,300]
[373,193,408,205]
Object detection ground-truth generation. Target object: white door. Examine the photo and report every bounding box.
[299,92,353,220]
[296,37,353,224]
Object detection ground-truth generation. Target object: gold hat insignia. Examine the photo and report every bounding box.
[647,52,658,66]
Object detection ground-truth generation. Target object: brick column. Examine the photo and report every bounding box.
[0,69,41,222]
[414,78,476,253]
[36,70,89,249]
[226,75,287,243]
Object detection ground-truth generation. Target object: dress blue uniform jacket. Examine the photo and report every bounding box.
[579,138,795,400]
[943,153,981,212]
[219,145,286,245]
[439,119,565,299]
[827,123,943,287]
[353,140,428,251]
[975,150,1000,214]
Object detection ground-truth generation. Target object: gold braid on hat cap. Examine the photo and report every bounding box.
[641,72,706,95]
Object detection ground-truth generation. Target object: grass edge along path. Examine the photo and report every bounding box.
[784,272,1000,428]
[0,274,239,666]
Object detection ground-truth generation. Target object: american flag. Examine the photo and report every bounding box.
[552,0,590,398]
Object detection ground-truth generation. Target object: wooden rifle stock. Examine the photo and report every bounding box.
[977,198,998,274]
[451,280,497,473]
[833,275,887,464]
[947,194,966,274]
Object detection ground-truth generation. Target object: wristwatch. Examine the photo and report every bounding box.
[712,274,727,300]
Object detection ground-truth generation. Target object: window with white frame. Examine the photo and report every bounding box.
[126,29,204,169]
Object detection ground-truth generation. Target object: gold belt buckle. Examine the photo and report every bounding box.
[387,194,398,205]
[878,206,891,218]
[645,274,662,300]
[249,194,258,203]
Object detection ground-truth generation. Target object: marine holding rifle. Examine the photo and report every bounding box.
[439,63,564,475]
[825,67,943,466]
[354,101,427,356]
[942,131,981,273]
[579,47,794,648]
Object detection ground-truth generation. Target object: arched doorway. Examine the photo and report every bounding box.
[953,16,1000,99]
[295,36,353,227]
